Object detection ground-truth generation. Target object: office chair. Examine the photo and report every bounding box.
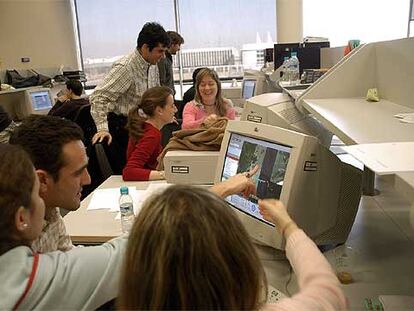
[73,104,97,143]
[160,100,183,147]
[94,142,113,180]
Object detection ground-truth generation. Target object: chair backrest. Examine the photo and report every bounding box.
[73,104,97,143]
[94,142,113,180]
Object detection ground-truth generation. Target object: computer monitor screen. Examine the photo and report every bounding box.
[215,121,362,250]
[274,43,324,74]
[273,43,300,70]
[221,132,291,226]
[242,79,256,99]
[29,90,53,111]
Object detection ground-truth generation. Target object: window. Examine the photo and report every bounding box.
[75,0,276,87]
[75,0,174,87]
[303,0,410,47]
[178,0,276,80]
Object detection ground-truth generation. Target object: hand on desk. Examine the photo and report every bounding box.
[210,165,259,199]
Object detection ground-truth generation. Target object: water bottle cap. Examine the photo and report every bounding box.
[120,186,129,195]
[291,52,297,57]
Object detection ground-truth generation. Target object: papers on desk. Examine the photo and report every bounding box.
[87,183,172,219]
[343,142,414,175]
[87,187,137,211]
[379,295,414,310]
[394,112,414,124]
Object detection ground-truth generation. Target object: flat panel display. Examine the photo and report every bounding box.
[242,80,256,99]
[221,133,291,226]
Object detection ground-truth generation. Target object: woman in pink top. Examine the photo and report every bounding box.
[182,68,236,129]
[118,171,347,310]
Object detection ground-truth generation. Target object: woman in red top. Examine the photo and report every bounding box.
[122,86,177,181]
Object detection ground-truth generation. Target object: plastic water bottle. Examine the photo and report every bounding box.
[281,57,290,82]
[119,186,134,233]
[289,52,300,85]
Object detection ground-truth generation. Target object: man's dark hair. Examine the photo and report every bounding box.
[192,67,207,84]
[137,22,170,51]
[9,115,84,181]
[167,31,184,45]
[66,79,83,96]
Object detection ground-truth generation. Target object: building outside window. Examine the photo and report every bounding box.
[75,0,174,87]
[76,0,411,90]
[75,0,276,88]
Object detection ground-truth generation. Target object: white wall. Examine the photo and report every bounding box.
[0,0,80,81]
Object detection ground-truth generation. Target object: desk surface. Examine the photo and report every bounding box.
[63,176,167,243]
[301,98,414,145]
[64,175,414,308]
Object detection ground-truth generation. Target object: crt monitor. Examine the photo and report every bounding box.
[241,70,278,99]
[26,88,53,114]
[215,121,362,250]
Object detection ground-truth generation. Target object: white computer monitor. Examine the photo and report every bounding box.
[241,70,282,100]
[215,121,362,250]
[241,93,333,147]
[25,88,53,114]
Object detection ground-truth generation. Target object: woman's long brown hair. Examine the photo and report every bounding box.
[118,185,266,310]
[194,68,229,117]
[126,86,172,142]
[0,144,35,255]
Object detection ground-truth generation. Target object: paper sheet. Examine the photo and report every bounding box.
[87,184,172,217]
[394,112,414,124]
[87,187,137,211]
[379,295,414,310]
[343,142,414,175]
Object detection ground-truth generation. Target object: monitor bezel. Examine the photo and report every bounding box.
[215,120,312,249]
[26,88,54,114]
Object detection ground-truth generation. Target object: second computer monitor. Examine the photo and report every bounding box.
[274,42,329,74]
[215,121,362,250]
[26,88,53,114]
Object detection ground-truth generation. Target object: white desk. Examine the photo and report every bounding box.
[64,175,414,308]
[301,98,414,145]
[63,176,292,291]
[279,82,312,101]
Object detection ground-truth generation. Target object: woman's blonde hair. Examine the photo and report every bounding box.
[126,86,173,141]
[194,68,228,117]
[0,144,35,255]
[118,185,266,310]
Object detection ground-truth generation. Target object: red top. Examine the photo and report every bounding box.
[122,122,162,181]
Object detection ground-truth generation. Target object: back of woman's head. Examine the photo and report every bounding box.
[0,144,35,254]
[126,86,172,141]
[119,185,265,310]
[194,68,227,116]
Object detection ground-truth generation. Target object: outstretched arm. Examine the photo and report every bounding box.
[259,200,347,311]
[210,165,259,199]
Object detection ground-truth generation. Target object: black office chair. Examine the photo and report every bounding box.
[160,99,183,147]
[73,104,97,144]
[95,142,113,180]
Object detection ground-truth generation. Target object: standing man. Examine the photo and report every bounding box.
[10,115,91,253]
[90,22,170,168]
[158,31,184,95]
